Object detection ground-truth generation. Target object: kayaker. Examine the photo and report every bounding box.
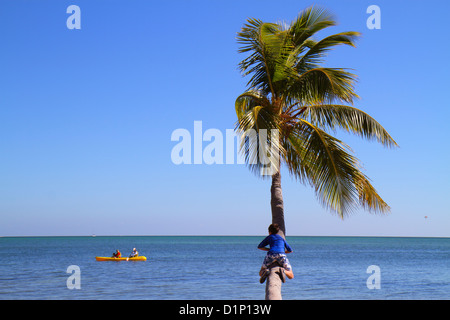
[129,248,138,258]
[112,249,121,258]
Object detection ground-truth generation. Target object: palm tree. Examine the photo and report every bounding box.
[234,6,398,300]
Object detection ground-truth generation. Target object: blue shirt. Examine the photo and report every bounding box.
[258,234,293,254]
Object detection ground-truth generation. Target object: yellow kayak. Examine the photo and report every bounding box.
[95,256,147,261]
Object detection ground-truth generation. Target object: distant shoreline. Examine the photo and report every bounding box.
[1,234,449,239]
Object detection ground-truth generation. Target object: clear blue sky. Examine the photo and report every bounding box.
[1,0,449,237]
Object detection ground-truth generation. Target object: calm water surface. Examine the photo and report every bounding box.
[0,236,448,299]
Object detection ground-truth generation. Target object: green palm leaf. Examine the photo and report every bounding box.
[304,104,398,147]
[287,67,359,104]
[296,32,361,72]
[288,6,336,46]
[235,92,284,177]
[284,119,390,217]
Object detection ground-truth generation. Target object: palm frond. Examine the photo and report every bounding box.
[296,32,361,73]
[304,104,398,147]
[287,67,359,104]
[284,119,390,217]
[235,94,284,177]
[355,174,390,214]
[237,19,288,96]
[289,6,336,46]
[235,90,271,119]
[289,119,360,217]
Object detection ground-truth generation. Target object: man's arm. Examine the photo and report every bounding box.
[257,236,270,251]
[284,241,293,253]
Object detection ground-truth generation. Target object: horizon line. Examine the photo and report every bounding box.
[1,234,449,239]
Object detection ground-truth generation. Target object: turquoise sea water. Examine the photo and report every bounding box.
[0,236,448,300]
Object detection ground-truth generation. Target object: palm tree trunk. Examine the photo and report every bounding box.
[265,169,286,300]
[265,263,283,300]
[270,170,285,238]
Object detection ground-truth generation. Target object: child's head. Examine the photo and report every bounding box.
[268,223,280,235]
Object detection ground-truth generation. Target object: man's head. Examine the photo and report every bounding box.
[268,223,280,235]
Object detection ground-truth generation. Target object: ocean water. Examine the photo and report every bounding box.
[0,236,448,300]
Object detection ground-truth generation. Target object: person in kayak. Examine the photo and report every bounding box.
[258,223,294,283]
[129,248,138,258]
[112,249,121,258]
